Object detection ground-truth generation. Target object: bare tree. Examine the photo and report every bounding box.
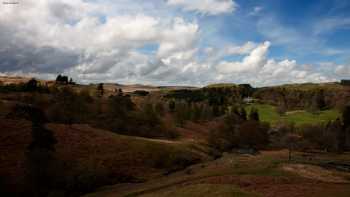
[283,133,301,161]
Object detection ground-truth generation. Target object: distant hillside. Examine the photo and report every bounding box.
[254,82,350,110]
[99,83,197,93]
[261,82,345,91]
[0,75,197,94]
[1,75,349,109]
[205,83,238,88]
[0,76,52,85]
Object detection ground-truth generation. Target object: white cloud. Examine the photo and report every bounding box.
[335,65,350,77]
[313,17,350,35]
[215,41,335,86]
[166,0,236,15]
[225,41,258,55]
[157,18,199,58]
[0,0,204,85]
[0,0,344,86]
[217,41,270,73]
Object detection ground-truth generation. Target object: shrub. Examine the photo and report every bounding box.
[282,133,301,161]
[47,87,90,124]
[238,120,270,149]
[276,102,287,116]
[174,101,187,127]
[96,83,104,97]
[154,102,165,115]
[299,119,345,152]
[269,122,295,148]
[249,107,259,121]
[55,74,68,84]
[208,110,269,151]
[133,90,149,96]
[25,78,38,92]
[168,100,175,112]
[343,105,350,129]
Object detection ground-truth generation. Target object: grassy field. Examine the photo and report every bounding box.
[245,104,340,126]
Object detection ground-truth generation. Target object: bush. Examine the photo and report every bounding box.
[208,111,269,151]
[249,107,259,121]
[300,121,341,152]
[208,122,233,151]
[282,133,301,161]
[47,87,91,124]
[133,90,149,96]
[154,102,165,115]
[269,122,295,148]
[55,75,68,84]
[238,120,269,149]
[96,83,104,97]
[174,101,187,127]
[276,103,287,116]
[168,100,175,112]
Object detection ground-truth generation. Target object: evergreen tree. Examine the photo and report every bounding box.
[309,90,326,113]
[55,74,68,84]
[192,103,202,122]
[25,78,38,92]
[68,78,75,84]
[97,83,104,97]
[249,107,260,121]
[168,100,175,112]
[142,103,161,127]
[338,106,350,152]
[342,105,350,129]
[174,101,186,127]
[26,106,57,197]
[239,107,247,121]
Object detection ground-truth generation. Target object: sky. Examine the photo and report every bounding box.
[0,0,350,87]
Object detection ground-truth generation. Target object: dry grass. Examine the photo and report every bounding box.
[0,119,208,194]
[282,164,350,183]
[86,150,350,197]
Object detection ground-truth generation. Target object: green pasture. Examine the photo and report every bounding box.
[245,104,340,126]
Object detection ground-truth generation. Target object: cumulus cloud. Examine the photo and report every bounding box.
[215,41,335,86]
[217,41,270,73]
[0,0,343,86]
[166,0,237,15]
[0,0,203,84]
[335,65,350,77]
[225,41,257,55]
[157,18,199,59]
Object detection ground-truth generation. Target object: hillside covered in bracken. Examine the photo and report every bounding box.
[2,0,350,196]
[1,76,350,196]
